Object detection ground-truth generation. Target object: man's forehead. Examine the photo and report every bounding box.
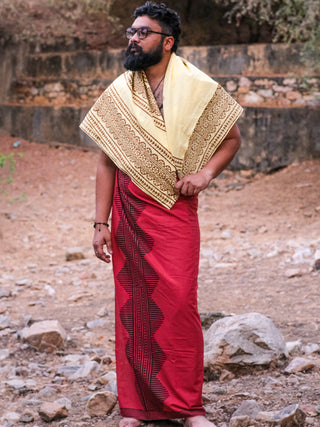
[132,15,161,29]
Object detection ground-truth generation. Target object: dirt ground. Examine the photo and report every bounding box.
[0,132,320,426]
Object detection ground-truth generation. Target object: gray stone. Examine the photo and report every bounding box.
[86,318,108,329]
[56,365,81,378]
[0,287,11,298]
[286,340,302,355]
[1,412,20,423]
[62,354,87,365]
[229,415,252,427]
[0,302,6,313]
[103,379,118,395]
[19,410,35,423]
[68,292,93,302]
[16,279,32,287]
[256,410,279,423]
[87,391,117,417]
[284,357,315,374]
[285,268,303,278]
[97,306,109,317]
[204,313,288,373]
[0,315,10,330]
[231,400,262,419]
[97,371,116,385]
[21,320,67,352]
[55,397,72,411]
[37,386,58,400]
[226,80,237,92]
[257,89,273,98]
[304,343,320,354]
[39,402,68,422]
[271,404,306,426]
[0,349,10,360]
[239,76,252,87]
[240,91,264,105]
[5,379,26,389]
[70,361,100,379]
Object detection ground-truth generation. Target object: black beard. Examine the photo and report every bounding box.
[124,41,163,71]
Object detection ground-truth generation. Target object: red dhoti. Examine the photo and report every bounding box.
[112,169,205,421]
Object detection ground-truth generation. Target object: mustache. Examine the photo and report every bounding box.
[126,43,143,55]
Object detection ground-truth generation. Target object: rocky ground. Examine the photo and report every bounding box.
[0,132,320,426]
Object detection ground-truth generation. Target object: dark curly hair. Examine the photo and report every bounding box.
[133,2,181,53]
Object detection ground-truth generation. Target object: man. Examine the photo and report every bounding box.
[80,2,242,426]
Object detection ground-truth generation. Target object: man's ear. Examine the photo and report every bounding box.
[163,36,175,52]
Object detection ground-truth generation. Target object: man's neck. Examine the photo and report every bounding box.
[145,53,171,84]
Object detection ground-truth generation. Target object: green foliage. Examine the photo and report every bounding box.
[0,152,26,203]
[215,0,319,71]
[0,152,16,175]
[215,0,319,41]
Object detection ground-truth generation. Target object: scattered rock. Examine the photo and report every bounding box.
[66,247,86,261]
[56,365,81,378]
[284,357,315,374]
[271,404,306,426]
[19,410,35,423]
[0,315,10,330]
[0,287,11,298]
[39,401,68,422]
[0,348,10,360]
[0,302,7,313]
[286,340,302,355]
[86,318,108,329]
[16,279,32,287]
[304,343,320,355]
[231,399,262,419]
[5,378,26,390]
[37,386,59,401]
[229,415,251,427]
[21,320,67,352]
[204,313,288,377]
[97,371,117,385]
[55,397,72,411]
[70,361,100,379]
[68,292,93,302]
[97,306,109,317]
[2,411,20,423]
[285,268,303,278]
[87,391,117,417]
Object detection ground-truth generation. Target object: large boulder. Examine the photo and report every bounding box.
[204,312,288,377]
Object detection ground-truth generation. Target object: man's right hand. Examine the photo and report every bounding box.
[93,227,112,263]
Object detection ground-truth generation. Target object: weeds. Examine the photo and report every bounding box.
[0,152,26,203]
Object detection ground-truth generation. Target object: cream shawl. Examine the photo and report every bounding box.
[80,53,243,209]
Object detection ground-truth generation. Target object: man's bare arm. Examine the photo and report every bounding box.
[174,124,241,197]
[93,151,116,263]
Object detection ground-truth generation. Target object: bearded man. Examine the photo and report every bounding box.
[80,2,243,426]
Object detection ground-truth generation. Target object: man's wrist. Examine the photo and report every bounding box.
[93,222,110,231]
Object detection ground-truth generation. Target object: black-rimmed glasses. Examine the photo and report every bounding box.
[126,26,172,40]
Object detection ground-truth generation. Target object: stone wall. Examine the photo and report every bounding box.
[3,42,319,108]
[0,39,319,170]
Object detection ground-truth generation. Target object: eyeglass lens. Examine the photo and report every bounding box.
[126,27,149,40]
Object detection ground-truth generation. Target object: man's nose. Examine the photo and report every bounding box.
[130,32,140,43]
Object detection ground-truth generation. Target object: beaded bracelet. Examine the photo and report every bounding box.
[93,222,109,231]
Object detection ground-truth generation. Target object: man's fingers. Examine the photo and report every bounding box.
[106,238,113,255]
[94,247,111,263]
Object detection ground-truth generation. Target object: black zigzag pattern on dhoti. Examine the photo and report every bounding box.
[115,171,169,411]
